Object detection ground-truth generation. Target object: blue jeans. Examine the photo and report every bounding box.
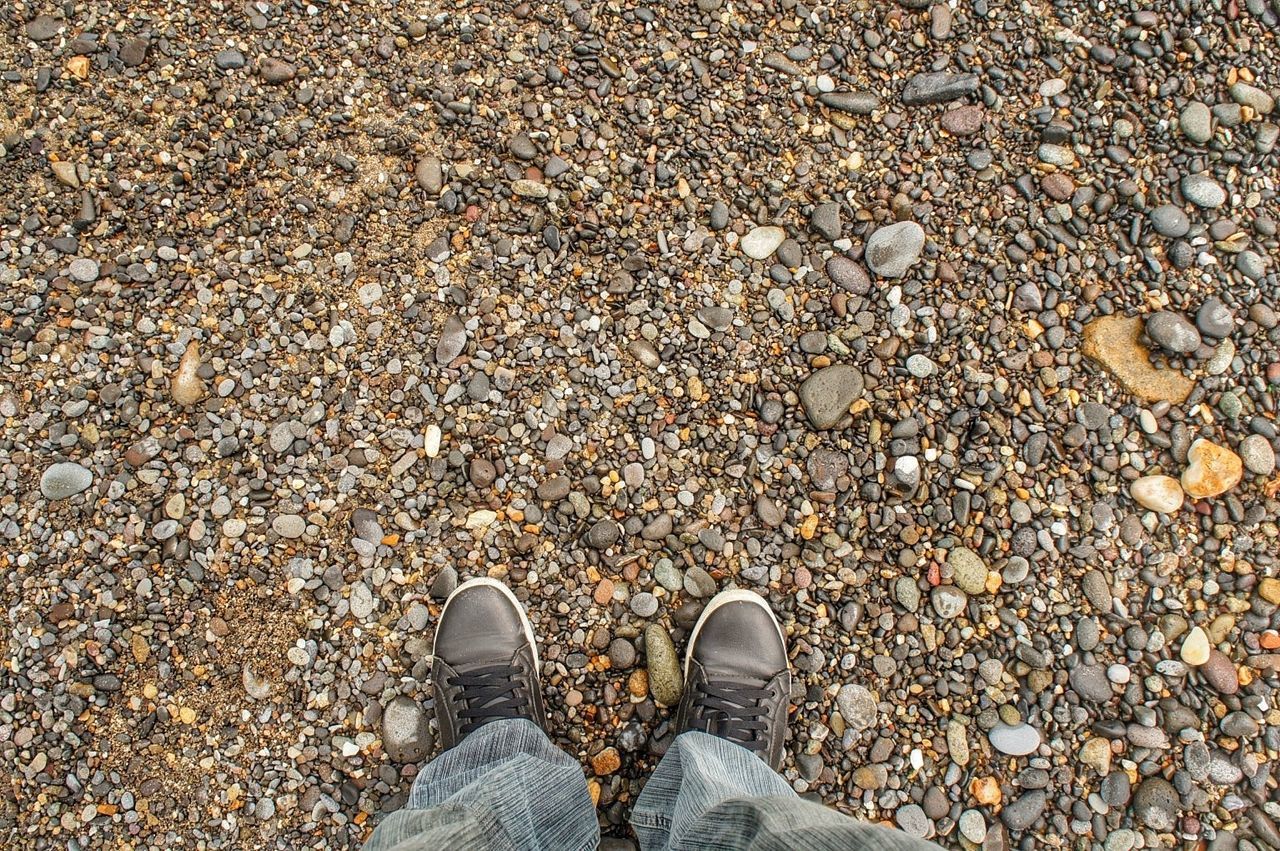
[363,719,942,851]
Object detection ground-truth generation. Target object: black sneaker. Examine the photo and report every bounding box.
[674,589,791,770]
[431,578,546,749]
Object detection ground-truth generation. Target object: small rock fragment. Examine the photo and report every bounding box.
[40,462,93,500]
[988,723,1040,756]
[741,226,786,260]
[798,366,864,429]
[52,161,80,188]
[836,684,877,732]
[382,696,433,762]
[864,221,926,278]
[259,56,297,84]
[415,156,444,195]
[1130,475,1184,513]
[902,71,980,105]
[1181,438,1243,499]
[1180,626,1211,666]
[1239,434,1276,476]
[170,341,207,406]
[644,625,682,706]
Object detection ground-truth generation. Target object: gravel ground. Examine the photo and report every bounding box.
[3,0,1280,848]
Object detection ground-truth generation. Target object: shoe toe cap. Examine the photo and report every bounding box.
[691,598,787,682]
[433,584,531,667]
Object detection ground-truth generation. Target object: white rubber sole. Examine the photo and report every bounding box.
[683,588,785,677]
[436,577,541,669]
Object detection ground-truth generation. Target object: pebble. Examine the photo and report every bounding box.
[1149,205,1190,238]
[958,810,986,844]
[1145,311,1201,354]
[1081,569,1111,610]
[1069,664,1113,702]
[947,547,988,595]
[1001,791,1046,831]
[1181,439,1243,499]
[817,91,879,115]
[1201,649,1239,695]
[1180,626,1211,666]
[508,132,537,161]
[258,56,296,84]
[1239,434,1276,475]
[905,354,935,378]
[39,462,93,500]
[708,200,729,229]
[798,365,864,429]
[382,697,432,762]
[835,684,877,733]
[901,71,979,105]
[988,723,1041,756]
[930,586,967,620]
[1180,102,1213,143]
[170,341,207,406]
[68,258,99,282]
[946,719,969,766]
[826,256,870,293]
[511,179,548,199]
[1082,316,1193,403]
[350,583,376,619]
[1079,737,1112,774]
[895,803,930,838]
[644,625,682,706]
[26,14,64,41]
[415,156,444,195]
[50,161,79,188]
[591,748,621,776]
[629,593,658,618]
[741,226,786,260]
[585,520,620,550]
[214,48,246,70]
[1230,81,1275,114]
[1132,777,1178,831]
[1129,475,1184,514]
[1195,297,1234,339]
[940,106,984,139]
[863,221,926,278]
[1037,143,1075,166]
[1181,174,1227,209]
[810,203,841,241]
[894,577,921,611]
[683,566,717,598]
[272,514,306,539]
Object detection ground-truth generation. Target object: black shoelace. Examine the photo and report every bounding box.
[448,664,532,735]
[690,680,773,751]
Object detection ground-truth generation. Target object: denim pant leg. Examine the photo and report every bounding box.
[631,731,945,851]
[363,719,599,851]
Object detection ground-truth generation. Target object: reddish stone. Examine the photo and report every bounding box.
[1201,649,1239,695]
[1041,173,1075,201]
[940,105,984,136]
[591,747,621,775]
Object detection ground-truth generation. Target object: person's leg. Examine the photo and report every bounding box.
[363,579,598,851]
[631,730,941,850]
[631,589,943,851]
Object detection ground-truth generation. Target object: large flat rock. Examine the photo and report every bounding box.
[1082,315,1193,404]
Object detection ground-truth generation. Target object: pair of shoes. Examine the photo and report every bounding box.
[430,578,791,770]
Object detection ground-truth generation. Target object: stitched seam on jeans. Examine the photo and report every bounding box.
[630,811,670,828]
